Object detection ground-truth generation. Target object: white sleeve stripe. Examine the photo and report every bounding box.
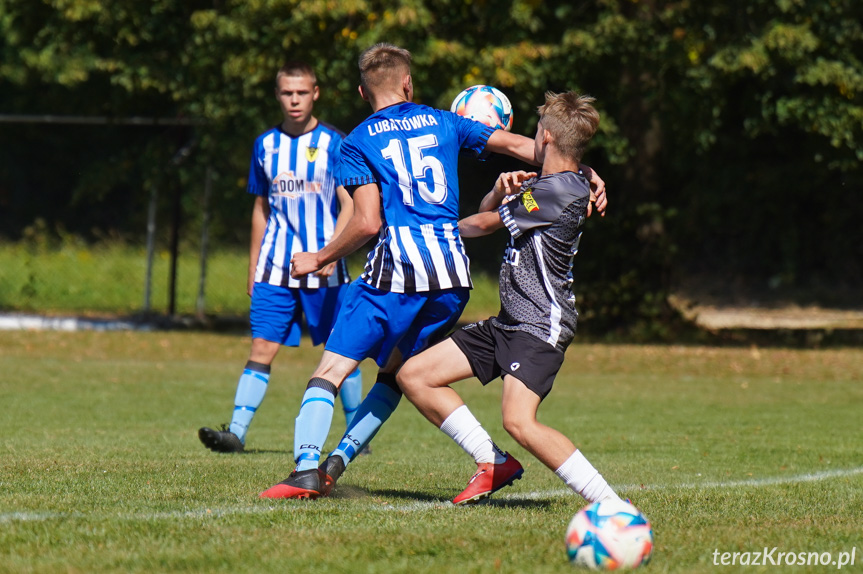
[500,205,521,238]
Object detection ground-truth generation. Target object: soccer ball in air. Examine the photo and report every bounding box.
[565,499,654,570]
[450,85,513,131]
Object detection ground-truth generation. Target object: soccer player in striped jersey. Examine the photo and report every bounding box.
[198,62,363,453]
[397,92,622,505]
[260,45,607,498]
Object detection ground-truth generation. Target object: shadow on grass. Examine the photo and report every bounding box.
[365,488,446,502]
[362,488,556,510]
[241,449,292,455]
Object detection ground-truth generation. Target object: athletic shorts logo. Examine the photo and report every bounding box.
[521,191,539,212]
[510,362,520,371]
[306,146,319,162]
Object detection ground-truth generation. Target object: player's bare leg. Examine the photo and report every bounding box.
[500,375,619,503]
[399,340,523,504]
[500,374,576,469]
[248,338,280,365]
[309,350,362,388]
[398,339,474,426]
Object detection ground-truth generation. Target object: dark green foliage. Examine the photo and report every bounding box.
[1,0,860,332]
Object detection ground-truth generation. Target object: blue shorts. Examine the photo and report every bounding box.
[249,282,347,347]
[325,280,470,367]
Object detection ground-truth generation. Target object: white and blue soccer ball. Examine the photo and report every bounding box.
[565,499,654,570]
[450,85,513,131]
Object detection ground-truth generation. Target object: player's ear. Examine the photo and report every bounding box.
[312,84,320,102]
[403,74,413,101]
[358,84,370,102]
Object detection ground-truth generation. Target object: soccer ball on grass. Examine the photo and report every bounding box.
[450,85,513,131]
[565,498,653,570]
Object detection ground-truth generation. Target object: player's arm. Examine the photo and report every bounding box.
[484,130,540,166]
[248,195,269,296]
[462,170,536,238]
[316,185,353,278]
[485,128,608,217]
[478,170,537,212]
[291,183,381,278]
[458,210,504,239]
[579,164,607,217]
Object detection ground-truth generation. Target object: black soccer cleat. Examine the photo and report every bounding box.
[318,455,346,496]
[198,425,244,453]
[259,468,322,499]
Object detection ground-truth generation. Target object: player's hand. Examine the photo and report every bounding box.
[316,261,337,278]
[494,170,537,198]
[584,167,607,217]
[290,252,321,278]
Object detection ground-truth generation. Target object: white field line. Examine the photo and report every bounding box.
[2,466,861,523]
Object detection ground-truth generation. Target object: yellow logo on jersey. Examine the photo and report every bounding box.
[521,190,539,212]
[305,146,319,162]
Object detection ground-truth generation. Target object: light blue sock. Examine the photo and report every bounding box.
[228,361,270,444]
[331,375,401,466]
[293,378,337,471]
[340,368,363,427]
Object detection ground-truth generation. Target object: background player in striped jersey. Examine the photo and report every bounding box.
[397,92,623,505]
[260,45,606,498]
[198,61,363,453]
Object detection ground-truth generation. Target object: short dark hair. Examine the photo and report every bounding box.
[275,61,317,86]
[358,43,411,92]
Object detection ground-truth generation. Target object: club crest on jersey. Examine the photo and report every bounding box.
[305,146,319,162]
[521,190,539,212]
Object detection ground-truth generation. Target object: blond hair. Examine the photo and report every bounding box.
[358,43,412,92]
[537,91,600,162]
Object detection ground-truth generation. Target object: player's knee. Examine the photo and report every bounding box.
[502,413,532,446]
[249,338,279,364]
[395,367,419,397]
[311,354,356,386]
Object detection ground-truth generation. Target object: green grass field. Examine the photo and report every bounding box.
[1,331,861,573]
[0,243,503,321]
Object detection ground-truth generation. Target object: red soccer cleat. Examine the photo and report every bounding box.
[452,453,524,505]
[259,468,322,499]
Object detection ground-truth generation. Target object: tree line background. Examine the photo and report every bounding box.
[1,0,861,335]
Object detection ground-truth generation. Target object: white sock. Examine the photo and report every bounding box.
[555,449,621,503]
[439,405,507,464]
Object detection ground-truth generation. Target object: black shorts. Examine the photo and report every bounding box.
[449,319,565,400]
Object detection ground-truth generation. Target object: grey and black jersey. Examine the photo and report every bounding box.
[491,171,589,352]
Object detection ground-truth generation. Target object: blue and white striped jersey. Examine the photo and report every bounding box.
[340,102,494,293]
[247,121,350,289]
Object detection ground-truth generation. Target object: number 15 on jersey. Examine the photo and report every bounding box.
[381,135,449,206]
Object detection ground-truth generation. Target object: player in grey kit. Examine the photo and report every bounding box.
[397,91,623,505]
